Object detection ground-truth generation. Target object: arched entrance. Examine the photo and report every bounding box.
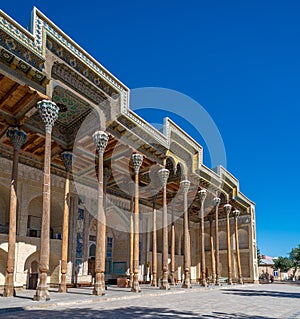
[28,260,39,289]
[88,243,96,277]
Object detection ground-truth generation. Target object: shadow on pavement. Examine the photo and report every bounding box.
[222,288,300,299]
[0,307,277,319]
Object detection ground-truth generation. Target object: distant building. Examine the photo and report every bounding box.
[259,255,300,281]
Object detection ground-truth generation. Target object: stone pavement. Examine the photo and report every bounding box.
[0,282,299,318]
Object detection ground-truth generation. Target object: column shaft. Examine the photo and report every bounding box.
[234,213,243,284]
[226,212,233,285]
[93,152,105,295]
[160,184,170,290]
[132,172,140,292]
[198,190,207,287]
[3,149,19,297]
[200,215,206,286]
[182,181,191,288]
[170,221,175,285]
[129,195,134,287]
[34,130,52,301]
[58,171,70,293]
[151,203,157,287]
[214,201,220,285]
[209,217,216,284]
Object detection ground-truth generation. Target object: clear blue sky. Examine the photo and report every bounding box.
[2,0,299,257]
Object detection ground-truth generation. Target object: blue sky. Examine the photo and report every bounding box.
[1,0,299,257]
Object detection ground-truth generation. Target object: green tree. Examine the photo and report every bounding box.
[289,244,300,279]
[257,247,262,266]
[273,256,293,280]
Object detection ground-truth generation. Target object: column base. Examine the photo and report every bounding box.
[201,279,207,287]
[93,272,105,296]
[210,275,216,285]
[182,279,192,289]
[160,279,170,290]
[92,287,105,296]
[131,284,141,292]
[93,282,105,296]
[129,273,134,288]
[34,286,50,301]
[3,286,16,297]
[58,273,67,293]
[151,274,157,287]
[3,272,15,297]
[131,275,140,293]
[170,272,175,286]
[238,278,244,284]
[58,283,67,293]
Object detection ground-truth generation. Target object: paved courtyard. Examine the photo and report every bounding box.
[0,283,299,318]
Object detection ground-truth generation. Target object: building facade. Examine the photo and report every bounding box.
[0,8,259,299]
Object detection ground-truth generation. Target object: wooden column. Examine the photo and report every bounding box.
[131,153,143,293]
[129,183,134,288]
[181,180,191,288]
[213,197,221,285]
[158,168,170,290]
[198,190,207,287]
[233,209,243,284]
[69,195,78,284]
[3,128,27,297]
[151,194,157,287]
[224,203,233,285]
[208,215,216,284]
[34,100,59,301]
[58,152,73,293]
[170,204,175,286]
[92,131,109,296]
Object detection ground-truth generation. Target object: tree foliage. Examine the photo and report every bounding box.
[289,244,300,276]
[257,247,262,266]
[273,256,293,272]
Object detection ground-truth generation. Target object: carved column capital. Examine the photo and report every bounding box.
[233,209,240,219]
[7,127,27,150]
[93,131,109,154]
[224,204,232,216]
[180,180,190,194]
[213,197,221,208]
[37,100,59,133]
[158,168,169,187]
[198,189,207,204]
[61,151,74,173]
[131,153,143,174]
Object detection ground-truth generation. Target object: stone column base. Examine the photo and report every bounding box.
[34,286,50,301]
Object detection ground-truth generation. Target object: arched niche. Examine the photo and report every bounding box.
[24,251,60,288]
[204,233,210,251]
[27,196,63,238]
[219,231,227,250]
[238,229,249,249]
